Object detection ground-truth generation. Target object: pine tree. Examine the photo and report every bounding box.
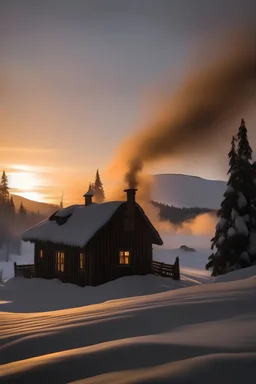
[8,196,15,218]
[206,136,239,275]
[206,120,255,276]
[236,119,254,206]
[60,192,64,209]
[0,171,9,203]
[19,202,27,217]
[92,170,105,203]
[0,172,12,256]
[251,161,256,222]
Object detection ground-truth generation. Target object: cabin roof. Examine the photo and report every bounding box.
[22,202,123,248]
[22,201,163,247]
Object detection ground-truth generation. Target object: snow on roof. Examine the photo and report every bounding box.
[83,185,94,197]
[22,202,123,247]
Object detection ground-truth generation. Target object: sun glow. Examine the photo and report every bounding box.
[8,171,43,191]
[6,164,54,203]
[13,191,45,202]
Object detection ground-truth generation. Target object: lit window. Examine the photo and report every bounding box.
[79,253,85,269]
[119,250,131,265]
[39,249,43,259]
[56,251,65,272]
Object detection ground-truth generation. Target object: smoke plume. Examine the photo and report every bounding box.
[108,30,256,192]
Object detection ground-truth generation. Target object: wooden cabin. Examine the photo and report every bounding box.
[22,186,163,286]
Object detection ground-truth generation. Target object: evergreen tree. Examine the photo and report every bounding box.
[251,160,256,221]
[0,171,9,203]
[0,171,12,256]
[60,192,64,209]
[206,119,255,276]
[236,119,254,207]
[19,202,27,217]
[8,196,15,218]
[92,170,105,203]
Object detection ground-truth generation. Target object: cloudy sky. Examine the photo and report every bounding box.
[1,0,256,204]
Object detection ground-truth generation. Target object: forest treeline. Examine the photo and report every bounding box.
[151,201,214,224]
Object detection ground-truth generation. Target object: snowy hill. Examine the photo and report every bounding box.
[151,174,226,209]
[1,235,256,382]
[1,261,256,383]
[11,194,59,216]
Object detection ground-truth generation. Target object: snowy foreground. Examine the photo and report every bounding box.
[1,236,256,383]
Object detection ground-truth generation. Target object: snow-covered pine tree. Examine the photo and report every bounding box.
[206,119,255,275]
[236,119,253,203]
[236,119,256,265]
[251,160,256,225]
[93,170,105,203]
[206,136,240,275]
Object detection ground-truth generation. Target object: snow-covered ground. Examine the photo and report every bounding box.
[0,235,211,312]
[1,234,256,383]
[0,241,34,282]
[1,265,256,383]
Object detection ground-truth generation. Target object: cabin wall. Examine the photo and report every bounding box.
[34,242,88,286]
[86,204,154,286]
[33,203,159,287]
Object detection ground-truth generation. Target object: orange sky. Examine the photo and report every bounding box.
[1,1,256,206]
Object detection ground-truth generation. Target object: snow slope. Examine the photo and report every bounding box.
[1,235,256,383]
[151,174,226,208]
[1,271,256,383]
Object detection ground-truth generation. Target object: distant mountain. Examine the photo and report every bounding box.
[151,174,226,209]
[10,173,226,216]
[11,195,59,216]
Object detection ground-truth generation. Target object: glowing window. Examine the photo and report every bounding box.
[56,252,65,272]
[79,253,85,269]
[39,249,43,259]
[119,251,131,265]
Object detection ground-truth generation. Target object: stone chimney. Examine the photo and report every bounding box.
[83,184,94,206]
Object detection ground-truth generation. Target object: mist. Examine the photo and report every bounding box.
[142,203,217,237]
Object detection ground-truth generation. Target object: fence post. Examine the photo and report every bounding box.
[173,257,180,280]
[14,262,17,277]
[160,262,164,276]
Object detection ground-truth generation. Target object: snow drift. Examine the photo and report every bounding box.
[1,273,256,383]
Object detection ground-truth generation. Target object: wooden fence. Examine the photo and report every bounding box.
[13,260,180,281]
[152,257,180,280]
[14,262,35,279]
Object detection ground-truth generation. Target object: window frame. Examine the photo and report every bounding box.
[56,251,65,272]
[119,250,131,266]
[79,252,85,270]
